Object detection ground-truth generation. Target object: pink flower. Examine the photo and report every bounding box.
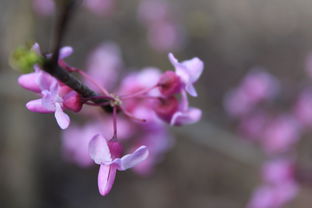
[238,111,269,140]
[32,0,55,16]
[137,0,170,24]
[133,125,173,175]
[18,44,81,129]
[168,53,204,97]
[224,69,279,118]
[137,0,184,52]
[261,115,301,154]
[89,134,149,196]
[62,118,134,167]
[262,158,295,185]
[224,88,254,117]
[86,42,123,90]
[240,69,279,104]
[84,0,115,16]
[147,22,183,52]
[294,89,312,127]
[247,183,298,208]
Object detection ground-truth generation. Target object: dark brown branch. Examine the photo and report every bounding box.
[43,61,114,112]
[42,0,113,112]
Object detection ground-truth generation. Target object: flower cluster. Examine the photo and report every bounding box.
[18,42,203,196]
[223,60,312,207]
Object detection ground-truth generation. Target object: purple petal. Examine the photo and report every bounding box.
[168,53,203,97]
[26,99,54,113]
[38,71,56,91]
[41,91,57,111]
[170,107,202,126]
[112,146,149,171]
[18,72,41,93]
[88,134,112,165]
[185,83,198,97]
[98,165,117,196]
[181,57,204,83]
[54,104,70,129]
[31,43,41,55]
[59,46,73,59]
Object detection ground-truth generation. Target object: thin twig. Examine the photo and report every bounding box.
[41,0,114,113]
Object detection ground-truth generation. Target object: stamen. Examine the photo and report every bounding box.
[111,106,118,141]
[120,85,158,99]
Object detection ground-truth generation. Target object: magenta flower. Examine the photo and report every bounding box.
[168,53,204,97]
[18,44,81,129]
[89,134,149,196]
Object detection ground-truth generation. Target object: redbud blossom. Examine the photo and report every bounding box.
[18,44,82,129]
[89,134,149,196]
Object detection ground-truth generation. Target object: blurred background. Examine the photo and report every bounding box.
[2,0,312,207]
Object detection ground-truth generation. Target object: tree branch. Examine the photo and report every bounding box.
[42,0,114,112]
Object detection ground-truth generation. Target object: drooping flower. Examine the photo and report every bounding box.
[89,134,149,196]
[62,118,134,167]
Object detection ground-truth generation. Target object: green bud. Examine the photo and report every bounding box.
[10,46,44,74]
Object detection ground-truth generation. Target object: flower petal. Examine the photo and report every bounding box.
[112,145,149,171]
[59,46,73,59]
[168,53,203,97]
[185,83,198,97]
[170,107,202,126]
[18,72,41,93]
[88,134,112,165]
[54,104,70,129]
[26,99,54,113]
[181,57,204,83]
[98,164,117,196]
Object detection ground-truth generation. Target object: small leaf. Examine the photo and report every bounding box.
[10,45,44,74]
